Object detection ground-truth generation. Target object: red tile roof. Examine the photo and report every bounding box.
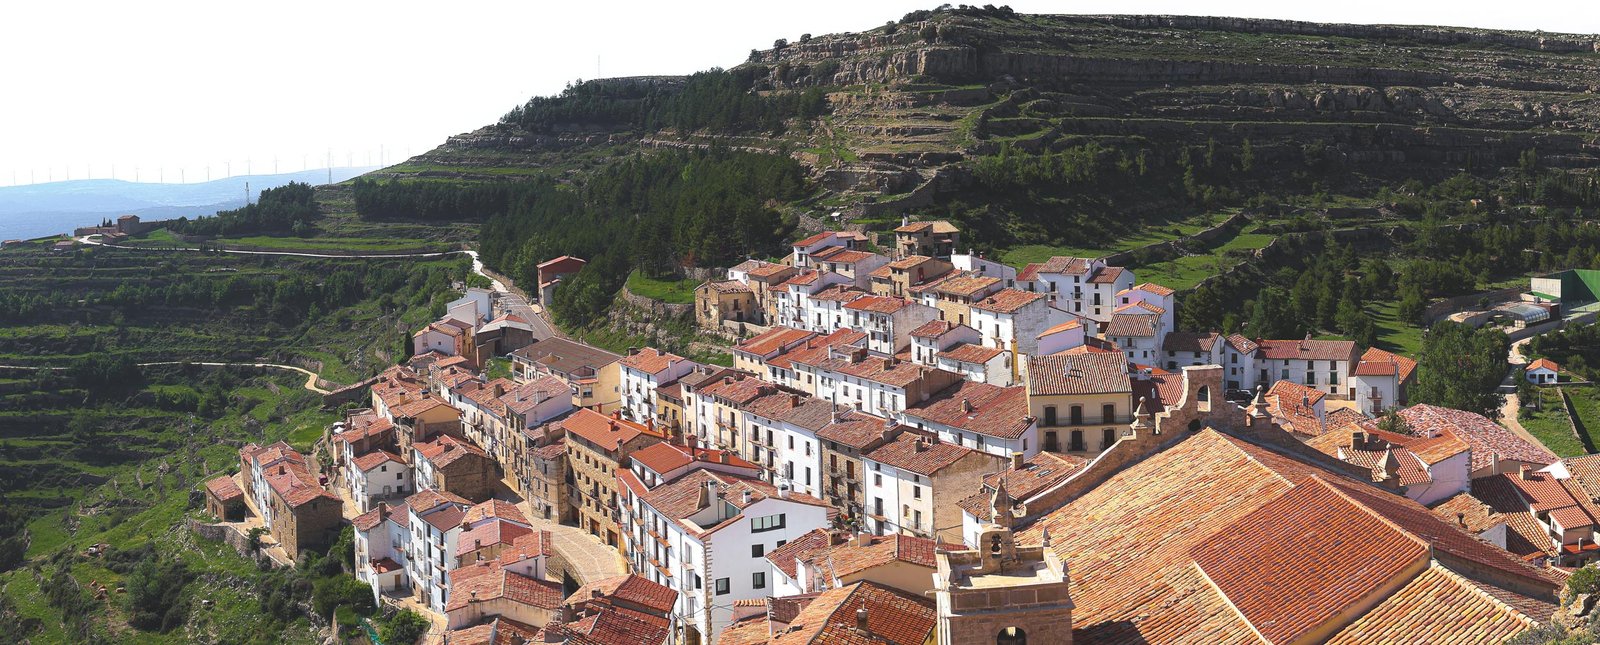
[970,288,1044,314]
[702,279,752,294]
[1162,331,1221,353]
[391,395,459,420]
[632,467,830,537]
[1021,428,1559,643]
[353,501,410,532]
[769,581,934,645]
[843,295,911,314]
[1026,352,1131,396]
[812,247,878,265]
[567,574,678,615]
[1086,266,1125,284]
[352,450,405,472]
[1036,319,1082,338]
[816,412,902,450]
[902,381,1034,439]
[862,432,979,476]
[1355,347,1419,380]
[1391,404,1557,473]
[445,616,541,645]
[1037,256,1091,275]
[463,499,529,526]
[203,475,242,501]
[1256,338,1358,361]
[735,326,817,357]
[1324,563,1544,644]
[445,561,563,612]
[458,520,534,557]
[1104,312,1158,338]
[561,408,662,452]
[935,342,1004,365]
[927,273,1000,298]
[795,231,843,247]
[629,441,757,475]
[499,530,553,564]
[619,347,688,375]
[1131,282,1175,296]
[536,607,671,645]
[405,488,471,512]
[1528,357,1560,373]
[893,220,958,234]
[765,528,835,580]
[415,434,489,468]
[958,452,1088,521]
[798,533,958,581]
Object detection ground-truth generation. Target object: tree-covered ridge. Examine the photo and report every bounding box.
[173,181,319,237]
[498,68,828,135]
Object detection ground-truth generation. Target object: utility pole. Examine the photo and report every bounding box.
[245,181,250,205]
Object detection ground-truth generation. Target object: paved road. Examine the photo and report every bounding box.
[76,235,564,341]
[0,360,330,393]
[1499,336,1546,449]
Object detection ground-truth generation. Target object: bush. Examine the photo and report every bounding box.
[1570,566,1600,597]
[381,609,431,645]
[312,575,375,619]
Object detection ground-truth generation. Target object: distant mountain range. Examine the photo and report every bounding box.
[0,167,378,240]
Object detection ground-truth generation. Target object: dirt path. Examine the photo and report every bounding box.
[0,361,331,394]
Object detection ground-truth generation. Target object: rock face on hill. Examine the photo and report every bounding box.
[394,9,1600,210]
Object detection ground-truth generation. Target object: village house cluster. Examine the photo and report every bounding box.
[198,217,1577,645]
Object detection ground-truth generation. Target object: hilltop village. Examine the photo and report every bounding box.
[199,218,1583,645]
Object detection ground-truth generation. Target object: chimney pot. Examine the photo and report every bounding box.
[856,606,869,633]
[1520,464,1533,480]
[1457,511,1467,527]
[790,394,800,408]
[961,398,973,413]
[1010,452,1024,470]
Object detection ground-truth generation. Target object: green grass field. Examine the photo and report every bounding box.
[1562,386,1600,454]
[1520,389,1587,457]
[626,270,699,304]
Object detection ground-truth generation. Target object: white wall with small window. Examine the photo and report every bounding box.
[860,458,936,538]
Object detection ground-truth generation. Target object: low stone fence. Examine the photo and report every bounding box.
[1102,210,1249,266]
[186,518,291,567]
[1423,286,1527,324]
[618,284,693,318]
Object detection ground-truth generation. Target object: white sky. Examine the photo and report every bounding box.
[1,0,1595,186]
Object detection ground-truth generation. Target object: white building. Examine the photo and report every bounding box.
[399,490,474,613]
[793,344,963,420]
[617,466,833,644]
[860,431,991,541]
[773,270,849,330]
[1035,320,1087,356]
[1115,283,1177,332]
[1162,332,1260,392]
[1017,257,1135,323]
[740,391,838,497]
[909,320,981,367]
[842,295,940,355]
[790,231,867,269]
[1256,339,1360,398]
[804,285,868,334]
[353,501,412,605]
[1350,347,1418,415]
[950,253,1018,284]
[619,347,698,424]
[348,450,410,514]
[1527,358,1560,386]
[968,288,1068,357]
[935,343,1013,386]
[1104,311,1162,365]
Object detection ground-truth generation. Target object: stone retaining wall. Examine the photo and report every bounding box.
[618,284,693,318]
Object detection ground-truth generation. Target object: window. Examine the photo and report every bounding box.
[752,544,765,558]
[913,486,922,499]
[1102,428,1116,449]
[751,514,787,532]
[1044,406,1057,426]
[1069,405,1083,425]
[753,572,766,590]
[714,578,729,595]
[874,473,882,486]
[1102,404,1115,424]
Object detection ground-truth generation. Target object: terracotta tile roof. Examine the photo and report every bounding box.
[630,441,757,475]
[809,284,868,303]
[499,530,553,564]
[1323,407,1371,434]
[534,438,568,460]
[862,432,978,476]
[730,259,769,273]
[769,581,934,645]
[1017,262,1043,282]
[1189,477,1430,645]
[812,247,879,266]
[561,408,662,452]
[1036,319,1082,338]
[1452,476,1559,560]
[416,434,489,468]
[405,488,472,512]
[958,452,1088,521]
[1355,347,1418,380]
[699,374,783,406]
[735,326,817,357]
[1131,282,1175,296]
[352,450,405,473]
[1037,256,1091,275]
[1026,352,1131,396]
[843,295,911,314]
[1131,368,1187,411]
[798,349,948,390]
[1225,333,1259,355]
[445,561,563,612]
[765,528,834,580]
[619,347,688,375]
[1266,380,1328,436]
[1104,312,1158,338]
[885,254,935,270]
[1343,443,1432,486]
[391,395,459,420]
[536,607,671,645]
[370,557,402,574]
[902,381,1034,439]
[748,262,799,280]
[894,220,959,234]
[458,520,534,556]
[1114,300,1166,316]
[1323,563,1543,644]
[421,504,467,532]
[1528,357,1560,372]
[767,329,866,370]
[928,272,1000,298]
[1256,338,1358,361]
[935,343,1004,365]
[743,391,838,431]
[444,616,541,645]
[1163,331,1220,353]
[256,447,337,508]
[354,501,410,532]
[1086,266,1125,284]
[1393,404,1557,473]
[499,376,570,416]
[702,279,752,294]
[334,416,394,446]
[463,499,529,525]
[633,468,830,537]
[1021,428,1560,643]
[816,412,901,450]
[909,320,958,339]
[970,288,1044,314]
[567,574,677,615]
[778,269,826,289]
[795,231,842,247]
[800,533,957,582]
[202,475,242,501]
[1565,454,1600,500]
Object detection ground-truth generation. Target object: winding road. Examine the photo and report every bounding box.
[0,361,330,393]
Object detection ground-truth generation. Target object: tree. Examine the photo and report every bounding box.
[1412,322,1509,418]
[381,610,431,644]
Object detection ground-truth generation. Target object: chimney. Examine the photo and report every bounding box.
[1010,452,1024,470]
[474,539,482,550]
[697,480,713,510]
[741,489,752,505]
[777,482,791,499]
[790,394,800,408]
[1457,512,1467,528]
[882,357,894,370]
[278,465,285,475]
[611,410,622,420]
[470,590,478,602]
[914,437,928,452]
[609,421,618,432]
[1351,430,1364,449]
[855,606,870,634]
[627,346,639,356]
[961,398,973,413]
[1520,464,1533,480]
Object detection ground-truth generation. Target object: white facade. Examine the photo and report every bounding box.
[1405,450,1471,506]
[1529,365,1559,385]
[911,324,980,366]
[446,288,495,326]
[1352,372,1402,416]
[950,253,1018,283]
[935,350,1011,386]
[1116,285,1176,332]
[413,326,460,357]
[1260,356,1351,398]
[621,357,698,424]
[354,511,411,604]
[349,456,410,514]
[862,460,935,537]
[405,504,469,613]
[970,297,1069,358]
[1036,322,1087,356]
[901,411,1038,460]
[845,300,940,355]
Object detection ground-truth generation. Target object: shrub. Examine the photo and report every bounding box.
[381,609,431,645]
[1569,565,1600,597]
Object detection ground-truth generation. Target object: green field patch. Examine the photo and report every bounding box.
[1522,389,1587,457]
[626,270,699,304]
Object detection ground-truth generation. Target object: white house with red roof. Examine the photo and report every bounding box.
[842,295,939,355]
[1017,256,1135,323]
[1115,282,1177,330]
[899,381,1038,459]
[908,320,978,367]
[935,342,1013,386]
[616,465,833,644]
[1527,358,1561,385]
[790,231,867,268]
[386,492,534,614]
[348,450,410,514]
[352,501,412,604]
[969,288,1072,358]
[860,430,996,542]
[618,347,699,425]
[740,390,839,498]
[1255,337,1360,398]
[1352,347,1419,414]
[1035,319,1087,356]
[772,269,851,330]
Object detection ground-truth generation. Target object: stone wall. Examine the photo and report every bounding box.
[186,518,291,567]
[618,284,693,318]
[1423,286,1527,324]
[1101,210,1249,266]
